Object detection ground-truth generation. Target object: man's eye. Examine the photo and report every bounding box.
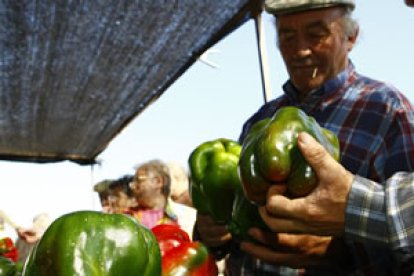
[309,33,327,40]
[279,33,295,43]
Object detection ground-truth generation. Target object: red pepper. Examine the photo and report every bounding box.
[161,241,218,276]
[0,237,18,262]
[151,224,191,256]
[151,224,218,276]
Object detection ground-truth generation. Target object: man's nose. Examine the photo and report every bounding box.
[295,36,312,57]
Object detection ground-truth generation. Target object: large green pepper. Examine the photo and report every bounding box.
[188,138,242,224]
[22,211,161,276]
[239,106,340,205]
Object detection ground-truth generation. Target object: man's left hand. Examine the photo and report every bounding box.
[240,228,346,269]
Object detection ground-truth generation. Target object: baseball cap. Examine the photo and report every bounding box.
[265,0,355,15]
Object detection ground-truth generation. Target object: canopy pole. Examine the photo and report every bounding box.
[254,11,272,103]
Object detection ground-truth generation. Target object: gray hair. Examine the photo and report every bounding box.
[341,7,359,40]
[136,159,171,197]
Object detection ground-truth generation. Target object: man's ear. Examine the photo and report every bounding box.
[347,26,359,52]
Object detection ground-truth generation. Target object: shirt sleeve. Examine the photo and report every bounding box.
[345,172,414,257]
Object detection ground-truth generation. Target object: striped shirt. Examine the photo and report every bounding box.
[229,61,414,275]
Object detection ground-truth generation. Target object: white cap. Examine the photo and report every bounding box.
[265,0,355,15]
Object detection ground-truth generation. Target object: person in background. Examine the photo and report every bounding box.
[166,162,196,236]
[15,213,51,263]
[93,179,113,213]
[194,0,414,274]
[107,175,137,214]
[128,159,178,229]
[166,162,193,207]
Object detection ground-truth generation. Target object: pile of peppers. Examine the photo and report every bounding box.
[19,210,217,276]
[0,237,23,275]
[0,237,18,263]
[238,106,340,205]
[188,107,340,241]
[151,224,218,276]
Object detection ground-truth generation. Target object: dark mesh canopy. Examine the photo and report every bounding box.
[0,0,262,164]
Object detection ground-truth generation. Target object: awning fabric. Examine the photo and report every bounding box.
[0,0,262,164]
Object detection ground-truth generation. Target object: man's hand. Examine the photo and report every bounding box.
[240,228,347,268]
[195,213,232,247]
[260,132,354,237]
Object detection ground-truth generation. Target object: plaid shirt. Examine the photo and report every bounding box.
[346,172,414,274]
[228,61,414,275]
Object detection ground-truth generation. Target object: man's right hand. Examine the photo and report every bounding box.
[258,132,354,237]
[195,212,232,247]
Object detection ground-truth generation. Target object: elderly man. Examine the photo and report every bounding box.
[242,2,414,275]
[194,0,414,275]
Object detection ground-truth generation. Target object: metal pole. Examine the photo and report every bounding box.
[254,11,272,103]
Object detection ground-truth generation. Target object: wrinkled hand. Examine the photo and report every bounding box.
[260,132,354,237]
[240,228,346,268]
[195,212,232,247]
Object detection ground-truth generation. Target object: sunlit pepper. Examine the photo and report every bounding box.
[238,106,340,205]
[152,224,218,276]
[188,138,242,224]
[151,224,191,257]
[161,241,218,276]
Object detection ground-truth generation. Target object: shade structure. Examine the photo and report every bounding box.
[0,0,262,164]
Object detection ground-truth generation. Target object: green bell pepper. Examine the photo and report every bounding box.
[188,138,242,224]
[22,210,161,276]
[239,106,340,205]
[227,190,269,242]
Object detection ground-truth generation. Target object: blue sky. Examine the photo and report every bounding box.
[1,1,413,235]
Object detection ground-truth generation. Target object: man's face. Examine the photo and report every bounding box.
[276,7,357,94]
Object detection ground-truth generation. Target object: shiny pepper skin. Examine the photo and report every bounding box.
[188,138,242,224]
[238,106,340,205]
[22,211,161,276]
